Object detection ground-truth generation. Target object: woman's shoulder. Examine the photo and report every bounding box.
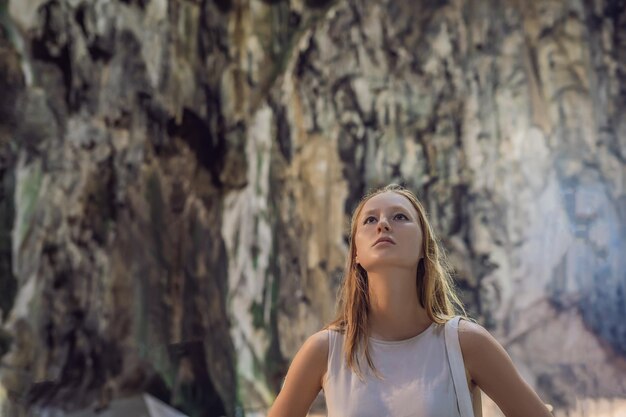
[457,318,492,343]
[456,317,495,351]
[307,329,331,347]
[297,329,331,362]
[291,330,330,383]
[456,318,507,377]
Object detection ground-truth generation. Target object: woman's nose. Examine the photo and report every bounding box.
[378,218,391,231]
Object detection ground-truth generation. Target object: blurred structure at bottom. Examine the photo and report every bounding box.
[298,391,626,417]
[66,393,189,417]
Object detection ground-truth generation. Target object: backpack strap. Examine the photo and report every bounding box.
[444,316,475,417]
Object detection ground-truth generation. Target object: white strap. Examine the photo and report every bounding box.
[444,316,475,417]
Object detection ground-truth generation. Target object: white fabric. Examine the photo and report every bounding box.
[444,316,476,417]
[323,318,470,417]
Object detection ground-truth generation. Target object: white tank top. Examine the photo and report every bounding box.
[322,322,463,417]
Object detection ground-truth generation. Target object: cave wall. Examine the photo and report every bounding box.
[0,0,624,416]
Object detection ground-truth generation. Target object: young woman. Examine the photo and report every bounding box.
[268,184,553,417]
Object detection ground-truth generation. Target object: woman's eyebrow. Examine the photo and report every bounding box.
[362,206,412,216]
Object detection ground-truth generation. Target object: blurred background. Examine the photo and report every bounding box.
[0,0,625,416]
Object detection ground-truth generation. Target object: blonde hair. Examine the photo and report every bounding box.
[324,183,467,378]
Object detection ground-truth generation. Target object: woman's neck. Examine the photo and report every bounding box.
[366,268,431,341]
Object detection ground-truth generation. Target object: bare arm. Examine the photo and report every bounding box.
[267,330,329,417]
[458,320,553,417]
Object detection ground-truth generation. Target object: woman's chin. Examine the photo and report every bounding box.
[361,261,415,272]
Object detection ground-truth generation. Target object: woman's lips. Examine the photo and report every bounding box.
[373,238,395,246]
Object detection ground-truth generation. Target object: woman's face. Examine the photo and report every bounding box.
[354,191,423,273]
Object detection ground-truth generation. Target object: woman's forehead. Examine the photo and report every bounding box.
[360,192,416,215]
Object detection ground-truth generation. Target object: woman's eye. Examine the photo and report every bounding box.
[364,216,376,224]
[395,213,408,220]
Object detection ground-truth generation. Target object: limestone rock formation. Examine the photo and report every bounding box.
[0,0,624,417]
